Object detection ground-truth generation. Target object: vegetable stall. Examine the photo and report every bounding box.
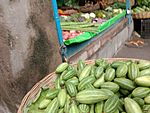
[52,0,134,62]
[60,4,125,45]
[132,0,150,18]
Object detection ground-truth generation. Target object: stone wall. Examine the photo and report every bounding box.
[0,0,62,113]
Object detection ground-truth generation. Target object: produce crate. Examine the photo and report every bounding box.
[141,19,150,39]
[18,58,145,113]
[133,12,150,19]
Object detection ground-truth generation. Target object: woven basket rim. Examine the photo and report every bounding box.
[17,58,148,113]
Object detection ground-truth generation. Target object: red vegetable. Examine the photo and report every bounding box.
[62,30,83,40]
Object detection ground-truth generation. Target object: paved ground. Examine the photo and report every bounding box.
[114,39,150,61]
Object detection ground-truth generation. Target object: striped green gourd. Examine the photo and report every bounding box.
[125,60,132,66]
[76,89,110,104]
[117,99,124,112]
[95,101,104,113]
[59,70,67,85]
[62,69,76,80]
[85,83,95,89]
[45,98,59,113]
[58,108,64,113]
[69,102,79,113]
[90,105,95,113]
[128,63,139,80]
[93,73,105,88]
[113,109,119,113]
[55,77,61,90]
[78,104,90,113]
[56,63,69,73]
[95,59,109,69]
[111,61,126,68]
[38,99,51,110]
[142,105,150,112]
[133,97,145,106]
[90,66,96,76]
[144,94,150,104]
[119,89,130,96]
[46,89,59,99]
[100,88,114,97]
[95,66,104,78]
[79,65,92,81]
[65,82,77,97]
[105,68,115,81]
[135,76,150,87]
[114,78,136,91]
[78,76,96,91]
[124,97,142,113]
[140,68,150,76]
[67,65,75,70]
[64,95,71,113]
[116,64,128,78]
[67,77,79,86]
[57,89,67,108]
[132,87,150,98]
[77,60,86,75]
[104,95,119,113]
[101,82,120,93]
[138,60,150,70]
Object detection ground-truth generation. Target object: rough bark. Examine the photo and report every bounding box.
[0,0,62,113]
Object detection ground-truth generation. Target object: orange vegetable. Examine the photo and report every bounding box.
[58,9,63,14]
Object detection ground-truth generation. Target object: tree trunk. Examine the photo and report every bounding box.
[0,0,62,113]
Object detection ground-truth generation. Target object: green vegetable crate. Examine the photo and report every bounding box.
[17,58,150,113]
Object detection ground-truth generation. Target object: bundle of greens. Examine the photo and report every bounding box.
[132,6,150,14]
[138,0,150,8]
[61,21,99,33]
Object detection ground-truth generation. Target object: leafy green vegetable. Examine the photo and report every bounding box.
[138,0,150,7]
[26,88,50,113]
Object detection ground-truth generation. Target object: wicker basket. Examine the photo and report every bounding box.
[18,58,144,113]
[133,11,150,19]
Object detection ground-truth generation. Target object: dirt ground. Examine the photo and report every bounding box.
[115,39,150,60]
